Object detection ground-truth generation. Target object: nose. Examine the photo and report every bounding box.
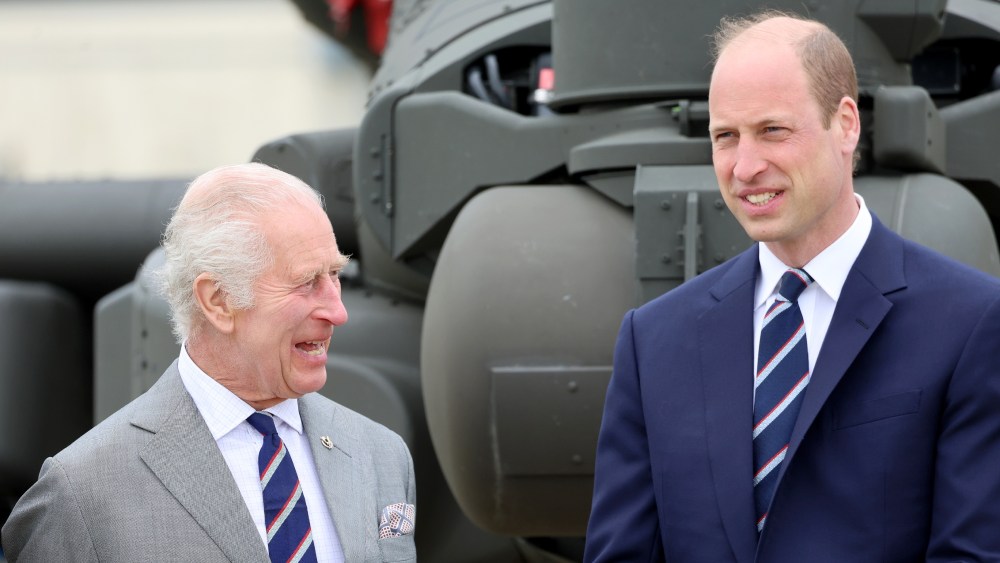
[732,138,767,184]
[314,274,349,326]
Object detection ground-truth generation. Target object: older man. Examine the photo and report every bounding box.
[2,163,416,562]
[585,12,1000,562]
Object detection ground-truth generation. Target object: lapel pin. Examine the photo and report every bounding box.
[320,435,333,450]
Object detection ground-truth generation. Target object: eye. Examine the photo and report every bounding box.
[712,131,737,146]
[299,272,326,289]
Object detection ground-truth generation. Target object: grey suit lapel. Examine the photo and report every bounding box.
[133,364,268,563]
[301,395,375,562]
[777,218,907,498]
[700,248,760,563]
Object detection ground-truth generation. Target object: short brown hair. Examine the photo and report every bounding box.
[711,11,858,128]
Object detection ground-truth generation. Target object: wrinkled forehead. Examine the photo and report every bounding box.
[261,199,333,241]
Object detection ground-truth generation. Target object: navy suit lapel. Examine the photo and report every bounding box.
[700,247,760,563]
[698,218,907,558]
[134,366,268,563]
[776,218,907,498]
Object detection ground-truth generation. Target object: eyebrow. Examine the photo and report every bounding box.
[709,117,788,135]
[292,254,351,282]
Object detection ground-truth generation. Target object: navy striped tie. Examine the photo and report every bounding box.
[247,412,318,563]
[752,268,813,533]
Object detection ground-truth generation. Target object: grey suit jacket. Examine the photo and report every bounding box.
[1,362,416,562]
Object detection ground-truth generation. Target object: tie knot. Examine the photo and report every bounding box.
[247,412,279,444]
[777,268,812,303]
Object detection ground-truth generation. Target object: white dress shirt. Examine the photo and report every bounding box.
[753,194,873,381]
[178,345,345,563]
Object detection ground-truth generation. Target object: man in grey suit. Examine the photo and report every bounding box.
[2,163,416,562]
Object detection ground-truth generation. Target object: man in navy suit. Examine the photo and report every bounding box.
[584,11,1000,562]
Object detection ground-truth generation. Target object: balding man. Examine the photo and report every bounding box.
[2,163,416,563]
[584,12,1000,562]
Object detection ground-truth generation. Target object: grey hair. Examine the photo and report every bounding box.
[159,162,324,343]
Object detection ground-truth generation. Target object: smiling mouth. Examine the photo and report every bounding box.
[297,341,327,356]
[745,191,778,205]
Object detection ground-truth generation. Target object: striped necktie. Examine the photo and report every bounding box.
[752,268,813,533]
[247,412,318,563]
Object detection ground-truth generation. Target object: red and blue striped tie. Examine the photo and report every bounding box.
[247,412,318,563]
[752,268,812,533]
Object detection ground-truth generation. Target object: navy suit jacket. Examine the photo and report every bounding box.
[584,217,1000,562]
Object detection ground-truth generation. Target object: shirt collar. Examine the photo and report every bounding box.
[755,193,872,309]
[178,343,304,439]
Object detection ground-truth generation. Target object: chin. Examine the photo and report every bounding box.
[293,371,328,396]
[739,220,784,243]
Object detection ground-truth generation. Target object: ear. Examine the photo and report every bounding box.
[834,96,861,156]
[193,273,235,334]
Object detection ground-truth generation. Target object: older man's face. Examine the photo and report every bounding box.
[708,24,858,266]
[229,200,349,408]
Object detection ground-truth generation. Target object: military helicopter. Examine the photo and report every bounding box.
[2,0,998,560]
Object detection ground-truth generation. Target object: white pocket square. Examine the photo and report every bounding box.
[378,502,416,539]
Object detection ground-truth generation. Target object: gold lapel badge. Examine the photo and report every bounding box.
[320,435,333,450]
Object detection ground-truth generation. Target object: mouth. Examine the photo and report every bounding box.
[296,340,328,356]
[745,191,779,206]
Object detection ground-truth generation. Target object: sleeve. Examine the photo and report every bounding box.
[926,294,1000,561]
[583,310,665,563]
[1,457,99,563]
